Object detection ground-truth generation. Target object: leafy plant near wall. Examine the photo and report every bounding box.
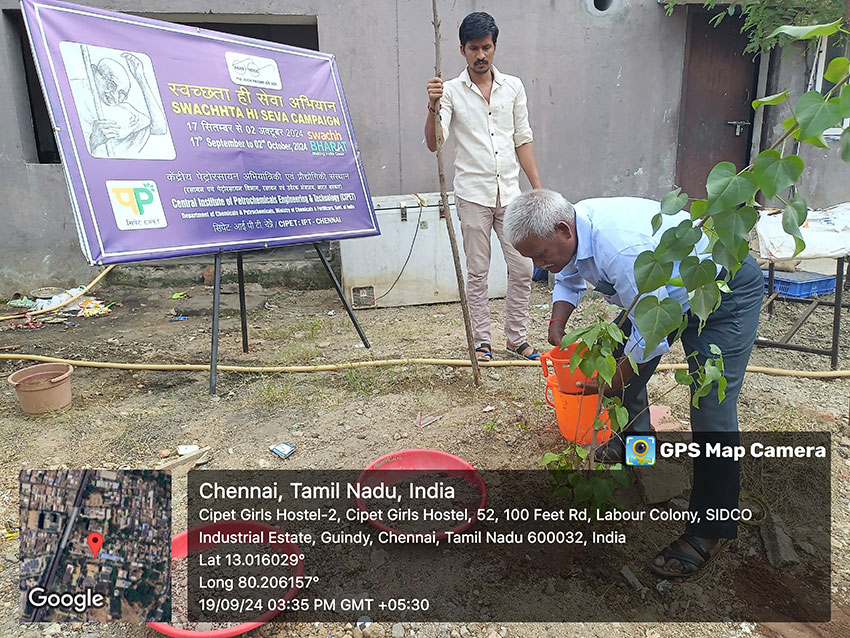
[542,19,850,503]
[664,1,846,53]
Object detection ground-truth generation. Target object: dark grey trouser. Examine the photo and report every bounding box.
[614,255,763,538]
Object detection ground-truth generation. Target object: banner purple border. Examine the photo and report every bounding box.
[21,0,379,264]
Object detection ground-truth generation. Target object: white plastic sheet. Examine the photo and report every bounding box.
[756,202,850,260]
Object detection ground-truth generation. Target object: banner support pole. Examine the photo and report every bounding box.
[237,252,249,354]
[209,250,223,395]
[314,242,370,349]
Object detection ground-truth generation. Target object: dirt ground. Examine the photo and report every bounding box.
[1,278,849,638]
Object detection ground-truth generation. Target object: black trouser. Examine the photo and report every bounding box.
[612,255,763,538]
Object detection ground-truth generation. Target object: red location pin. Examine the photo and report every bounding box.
[87,532,103,559]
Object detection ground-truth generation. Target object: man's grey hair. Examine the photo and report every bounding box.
[504,189,576,246]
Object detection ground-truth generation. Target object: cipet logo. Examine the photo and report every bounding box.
[106,180,167,230]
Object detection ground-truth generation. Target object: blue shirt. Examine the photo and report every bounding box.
[553,197,714,364]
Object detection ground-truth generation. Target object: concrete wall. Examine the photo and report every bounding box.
[0,0,689,292]
[761,43,850,210]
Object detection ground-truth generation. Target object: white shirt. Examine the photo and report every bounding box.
[553,197,716,364]
[438,65,534,208]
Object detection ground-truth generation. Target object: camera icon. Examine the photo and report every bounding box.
[625,435,656,466]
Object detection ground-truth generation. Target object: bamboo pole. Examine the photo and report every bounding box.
[431,0,481,386]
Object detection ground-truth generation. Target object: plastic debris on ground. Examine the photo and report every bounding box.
[6,296,35,308]
[269,442,297,459]
[30,287,66,299]
[169,316,188,322]
[30,293,72,312]
[177,445,200,456]
[20,284,112,319]
[0,314,43,331]
[654,579,672,596]
[79,298,111,317]
[415,413,443,429]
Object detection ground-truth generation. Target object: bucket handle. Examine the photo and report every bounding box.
[540,352,551,377]
[49,366,74,384]
[545,384,555,407]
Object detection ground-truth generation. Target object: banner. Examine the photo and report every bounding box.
[21,0,379,265]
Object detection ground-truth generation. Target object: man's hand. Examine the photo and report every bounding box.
[121,52,144,82]
[89,119,119,149]
[547,302,575,348]
[577,356,638,396]
[575,379,598,394]
[426,76,443,110]
[548,321,565,348]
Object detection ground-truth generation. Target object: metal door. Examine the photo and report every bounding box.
[675,10,759,199]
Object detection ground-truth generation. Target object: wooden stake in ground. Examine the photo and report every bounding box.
[431,0,481,386]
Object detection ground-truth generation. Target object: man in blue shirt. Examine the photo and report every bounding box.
[504,189,763,578]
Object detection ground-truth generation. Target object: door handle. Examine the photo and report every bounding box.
[726,120,752,136]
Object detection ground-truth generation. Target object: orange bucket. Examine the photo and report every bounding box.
[545,376,611,445]
[540,344,594,393]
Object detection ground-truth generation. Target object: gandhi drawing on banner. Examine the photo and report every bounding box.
[60,42,175,160]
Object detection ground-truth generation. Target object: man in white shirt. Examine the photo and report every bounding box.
[424,12,542,361]
[504,189,764,579]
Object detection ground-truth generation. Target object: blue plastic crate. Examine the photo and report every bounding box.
[532,267,549,282]
[762,269,836,299]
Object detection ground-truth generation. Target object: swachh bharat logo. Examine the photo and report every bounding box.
[106,180,167,231]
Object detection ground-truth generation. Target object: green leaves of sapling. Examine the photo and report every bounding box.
[634,250,673,294]
[714,206,758,250]
[634,296,682,355]
[656,220,703,262]
[753,151,804,199]
[660,188,689,215]
[824,57,850,85]
[795,91,843,140]
[752,91,789,110]
[688,199,708,222]
[689,281,721,325]
[679,256,717,291]
[705,162,758,215]
[782,194,808,256]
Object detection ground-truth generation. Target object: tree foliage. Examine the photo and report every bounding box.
[664,1,846,53]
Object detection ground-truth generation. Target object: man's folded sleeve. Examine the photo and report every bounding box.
[512,81,533,148]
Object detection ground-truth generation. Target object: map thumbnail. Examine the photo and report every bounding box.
[19,469,171,622]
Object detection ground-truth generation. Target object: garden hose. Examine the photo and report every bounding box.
[2,263,849,378]
[1,352,850,378]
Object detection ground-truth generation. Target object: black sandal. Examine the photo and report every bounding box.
[475,343,493,361]
[506,341,540,361]
[649,533,727,579]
